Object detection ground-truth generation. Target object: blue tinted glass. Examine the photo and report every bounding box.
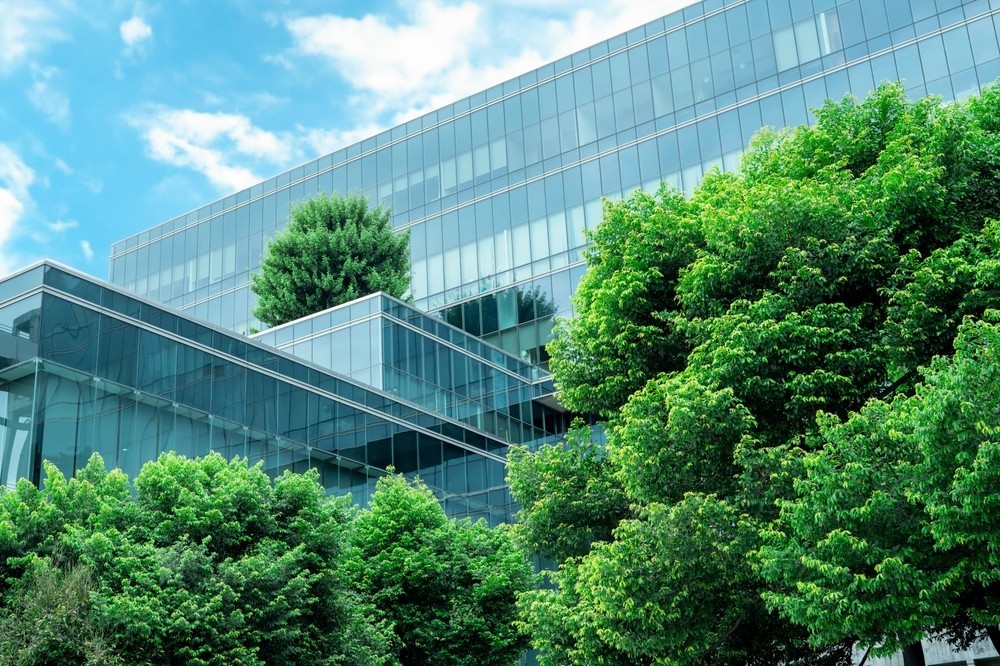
[861,0,890,39]
[767,0,792,28]
[942,26,974,72]
[687,21,710,60]
[837,1,865,47]
[969,16,999,64]
[918,35,949,82]
[706,13,730,53]
[97,315,139,387]
[40,296,99,373]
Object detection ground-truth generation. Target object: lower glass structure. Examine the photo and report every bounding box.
[0,262,521,523]
[251,292,568,447]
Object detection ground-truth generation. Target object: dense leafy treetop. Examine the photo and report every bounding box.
[514,82,1000,664]
[0,454,532,666]
[757,317,1000,656]
[552,83,1000,431]
[251,192,410,328]
[353,472,532,666]
[507,421,630,563]
[547,188,698,417]
[0,454,392,666]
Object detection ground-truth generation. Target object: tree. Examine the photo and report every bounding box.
[100,453,392,666]
[0,453,395,665]
[506,421,630,564]
[547,187,700,418]
[251,192,410,328]
[757,317,1000,661]
[511,82,1000,664]
[0,559,121,666]
[352,472,532,666]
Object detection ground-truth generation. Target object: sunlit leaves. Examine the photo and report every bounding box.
[524,81,1000,664]
[354,473,532,666]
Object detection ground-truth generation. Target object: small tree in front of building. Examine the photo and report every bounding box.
[252,192,410,328]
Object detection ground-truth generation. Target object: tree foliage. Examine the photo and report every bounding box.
[0,454,534,665]
[251,192,410,328]
[757,317,1000,657]
[512,82,1000,664]
[352,472,532,666]
[507,421,630,564]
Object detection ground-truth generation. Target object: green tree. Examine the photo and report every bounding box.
[352,472,532,666]
[506,421,630,564]
[251,192,410,328]
[0,453,395,666]
[100,453,391,666]
[0,558,121,666]
[513,82,1000,664]
[757,317,1000,659]
[547,187,700,418]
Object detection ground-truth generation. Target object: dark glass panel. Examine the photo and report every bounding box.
[35,371,82,477]
[175,345,212,413]
[44,267,102,305]
[211,357,246,424]
[136,329,176,399]
[443,444,466,494]
[368,430,393,471]
[39,296,99,374]
[97,314,139,387]
[393,430,419,476]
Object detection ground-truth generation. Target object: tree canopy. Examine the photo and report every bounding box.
[353,472,532,666]
[251,192,410,328]
[512,82,1000,664]
[0,454,530,666]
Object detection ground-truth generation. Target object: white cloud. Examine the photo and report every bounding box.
[132,1,700,195]
[298,124,386,158]
[120,15,153,55]
[281,0,699,127]
[47,219,78,233]
[286,1,480,97]
[0,144,36,275]
[27,66,70,127]
[51,157,103,192]
[80,239,94,261]
[0,2,65,75]
[127,106,300,193]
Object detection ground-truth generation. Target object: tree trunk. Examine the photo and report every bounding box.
[987,624,1000,655]
[901,641,926,666]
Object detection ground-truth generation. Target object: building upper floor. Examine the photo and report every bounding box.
[107,0,1000,353]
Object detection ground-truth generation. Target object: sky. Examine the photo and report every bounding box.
[0,0,697,279]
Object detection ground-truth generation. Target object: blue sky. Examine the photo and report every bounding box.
[0,0,694,278]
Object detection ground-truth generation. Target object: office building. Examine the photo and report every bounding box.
[108,0,1000,368]
[0,0,998,530]
[0,2,990,662]
[0,261,551,523]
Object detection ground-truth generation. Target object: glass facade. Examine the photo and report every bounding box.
[108,0,1000,369]
[0,262,514,523]
[1,0,998,530]
[252,293,568,448]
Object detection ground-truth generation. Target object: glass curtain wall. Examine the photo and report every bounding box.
[109,1,1000,367]
[253,293,570,448]
[0,264,514,523]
